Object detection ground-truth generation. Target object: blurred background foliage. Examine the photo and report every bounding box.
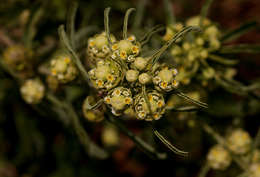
[0,0,259,177]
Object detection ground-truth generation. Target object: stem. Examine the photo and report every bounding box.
[46,92,108,159]
[198,163,210,177]
[123,8,136,39]
[168,106,201,112]
[58,25,90,84]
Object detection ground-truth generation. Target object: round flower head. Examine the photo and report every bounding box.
[104,87,133,116]
[249,163,260,177]
[138,73,151,85]
[226,129,252,155]
[111,35,140,62]
[126,70,139,82]
[207,145,232,170]
[3,45,33,78]
[134,57,148,71]
[163,23,183,41]
[88,59,122,90]
[20,78,45,104]
[153,65,179,92]
[50,54,78,83]
[87,32,116,62]
[82,96,104,122]
[134,90,165,121]
[101,125,119,147]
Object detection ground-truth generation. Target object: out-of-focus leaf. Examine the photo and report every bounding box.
[218,44,260,54]
[221,21,258,42]
[208,54,238,65]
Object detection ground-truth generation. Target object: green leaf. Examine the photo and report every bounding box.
[104,7,112,46]
[200,0,214,27]
[218,44,260,54]
[208,54,238,65]
[140,25,165,46]
[83,96,103,110]
[221,21,258,42]
[176,90,208,108]
[58,25,90,83]
[149,26,201,67]
[163,0,176,25]
[154,130,188,156]
[133,0,147,29]
[66,1,78,49]
[123,8,136,39]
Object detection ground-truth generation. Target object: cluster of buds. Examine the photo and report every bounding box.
[3,45,34,78]
[207,144,232,170]
[20,78,45,104]
[226,129,252,155]
[85,8,183,121]
[163,16,225,85]
[87,32,116,63]
[50,54,78,83]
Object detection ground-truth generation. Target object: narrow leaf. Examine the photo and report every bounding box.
[149,26,200,67]
[123,8,136,39]
[66,1,78,49]
[104,7,112,46]
[154,130,189,156]
[218,44,260,54]
[208,54,238,65]
[163,0,176,25]
[140,25,164,46]
[176,91,208,108]
[200,0,214,27]
[58,25,90,83]
[221,21,258,42]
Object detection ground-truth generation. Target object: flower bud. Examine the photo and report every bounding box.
[134,57,148,71]
[126,70,139,82]
[20,78,45,104]
[138,73,151,85]
[226,129,252,154]
[207,145,232,170]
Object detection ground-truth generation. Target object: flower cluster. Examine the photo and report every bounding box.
[3,45,34,78]
[87,32,116,63]
[86,10,181,121]
[163,16,232,85]
[207,144,232,170]
[226,129,252,155]
[20,78,45,104]
[50,54,78,83]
